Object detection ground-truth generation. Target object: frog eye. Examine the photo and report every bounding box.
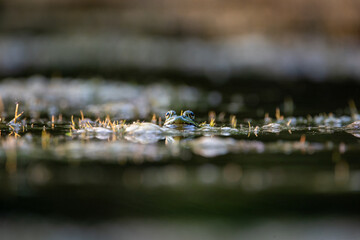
[183,110,195,120]
[165,110,176,119]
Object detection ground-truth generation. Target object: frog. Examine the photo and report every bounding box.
[164,110,199,128]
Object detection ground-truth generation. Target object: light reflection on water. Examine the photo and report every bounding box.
[1,125,360,194]
[1,217,360,240]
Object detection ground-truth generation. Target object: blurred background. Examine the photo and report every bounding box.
[1,1,360,240]
[1,0,360,82]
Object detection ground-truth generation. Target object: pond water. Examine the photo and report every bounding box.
[1,77,360,239]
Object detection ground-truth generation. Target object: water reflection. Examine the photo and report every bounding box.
[1,128,360,194]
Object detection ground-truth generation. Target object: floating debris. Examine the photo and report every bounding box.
[345,121,360,130]
[125,123,164,135]
[262,123,283,133]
